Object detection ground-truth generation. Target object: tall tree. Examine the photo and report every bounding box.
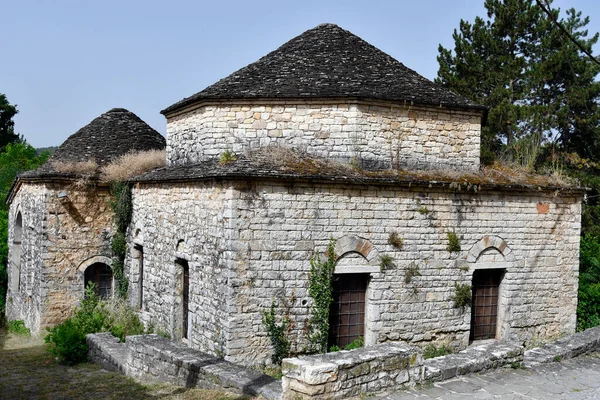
[0,94,23,152]
[437,0,600,165]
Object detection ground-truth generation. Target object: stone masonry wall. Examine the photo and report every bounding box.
[6,183,48,333]
[6,182,115,334]
[128,182,234,356]
[166,101,481,171]
[228,181,580,365]
[131,179,580,367]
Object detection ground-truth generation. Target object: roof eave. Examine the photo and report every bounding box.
[161,95,488,119]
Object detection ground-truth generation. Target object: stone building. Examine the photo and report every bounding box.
[6,24,583,367]
[128,24,583,366]
[5,108,165,333]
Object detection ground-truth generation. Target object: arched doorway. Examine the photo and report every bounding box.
[84,263,113,299]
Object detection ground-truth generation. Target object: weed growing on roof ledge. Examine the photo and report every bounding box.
[219,149,237,165]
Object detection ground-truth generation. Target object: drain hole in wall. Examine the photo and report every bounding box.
[301,299,308,306]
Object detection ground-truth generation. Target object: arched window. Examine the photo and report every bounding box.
[84,263,113,299]
[12,212,23,292]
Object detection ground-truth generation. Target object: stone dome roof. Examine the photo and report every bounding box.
[49,108,166,166]
[162,23,485,115]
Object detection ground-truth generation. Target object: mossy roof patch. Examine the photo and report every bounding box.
[131,148,584,194]
[20,108,166,179]
[162,23,486,115]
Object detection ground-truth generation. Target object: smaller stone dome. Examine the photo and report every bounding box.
[49,108,166,166]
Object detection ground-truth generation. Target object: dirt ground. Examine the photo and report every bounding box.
[0,329,257,400]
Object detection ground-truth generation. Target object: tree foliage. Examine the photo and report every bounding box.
[0,94,23,152]
[437,0,600,165]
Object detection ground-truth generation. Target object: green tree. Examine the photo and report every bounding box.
[0,94,23,152]
[437,0,600,165]
[0,143,49,318]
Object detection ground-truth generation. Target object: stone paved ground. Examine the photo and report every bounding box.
[378,353,600,400]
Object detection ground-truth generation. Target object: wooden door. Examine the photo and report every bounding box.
[470,269,503,341]
[329,274,368,348]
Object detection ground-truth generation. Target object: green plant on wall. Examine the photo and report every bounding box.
[308,238,337,353]
[452,283,472,309]
[109,182,132,298]
[387,231,404,250]
[447,231,461,253]
[262,300,291,365]
[405,263,421,283]
[379,254,394,272]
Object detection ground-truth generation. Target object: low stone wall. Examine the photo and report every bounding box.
[525,325,600,366]
[282,343,422,399]
[87,328,600,400]
[422,342,523,382]
[87,332,127,373]
[125,335,281,399]
[281,341,525,399]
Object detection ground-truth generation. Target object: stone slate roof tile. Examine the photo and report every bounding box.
[20,108,166,179]
[162,23,484,115]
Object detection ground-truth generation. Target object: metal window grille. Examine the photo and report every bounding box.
[329,274,368,348]
[470,269,503,341]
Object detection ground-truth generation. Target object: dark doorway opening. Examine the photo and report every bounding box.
[84,263,113,299]
[329,273,368,348]
[470,269,503,341]
[176,259,190,340]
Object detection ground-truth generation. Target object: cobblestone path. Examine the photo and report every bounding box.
[379,353,600,399]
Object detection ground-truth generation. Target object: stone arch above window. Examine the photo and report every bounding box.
[333,235,380,274]
[466,235,515,263]
[78,256,114,273]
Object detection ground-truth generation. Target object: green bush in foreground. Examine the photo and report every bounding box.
[45,284,144,364]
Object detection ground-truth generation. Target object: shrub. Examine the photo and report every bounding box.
[100,149,166,183]
[577,235,600,331]
[422,344,453,359]
[45,318,89,365]
[8,320,30,336]
[343,336,364,350]
[51,160,99,175]
[103,297,145,342]
[45,284,144,364]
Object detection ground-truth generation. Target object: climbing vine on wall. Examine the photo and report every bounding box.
[109,182,132,298]
[308,238,337,353]
[262,300,291,365]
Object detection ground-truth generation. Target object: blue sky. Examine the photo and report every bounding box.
[2,0,599,148]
